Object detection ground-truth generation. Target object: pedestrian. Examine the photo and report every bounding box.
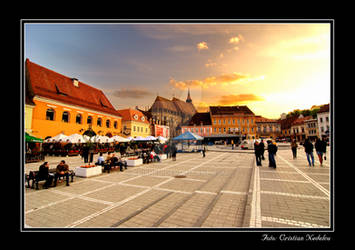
[171,143,177,161]
[254,140,262,166]
[321,138,327,162]
[259,139,265,160]
[202,144,206,158]
[315,138,324,166]
[82,144,89,163]
[231,140,234,150]
[267,140,278,168]
[303,138,315,167]
[291,139,298,159]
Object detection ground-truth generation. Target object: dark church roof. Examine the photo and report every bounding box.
[188,112,212,126]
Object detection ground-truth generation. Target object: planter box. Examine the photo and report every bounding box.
[126,158,143,167]
[75,166,102,178]
[158,154,167,160]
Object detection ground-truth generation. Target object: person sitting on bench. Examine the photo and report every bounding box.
[150,150,160,162]
[95,152,105,166]
[54,160,70,186]
[38,161,53,189]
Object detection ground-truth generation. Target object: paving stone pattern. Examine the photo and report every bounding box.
[24,145,331,229]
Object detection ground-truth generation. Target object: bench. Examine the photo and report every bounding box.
[26,169,75,190]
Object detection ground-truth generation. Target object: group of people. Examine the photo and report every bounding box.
[37,160,71,189]
[254,139,277,168]
[254,137,328,168]
[96,152,128,172]
[291,138,327,167]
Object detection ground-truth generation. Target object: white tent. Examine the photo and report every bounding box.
[45,133,69,142]
[67,133,85,143]
[157,136,168,142]
[127,136,134,141]
[111,135,130,142]
[133,136,145,141]
[144,136,157,141]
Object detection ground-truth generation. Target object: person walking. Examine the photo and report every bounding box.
[82,144,89,163]
[315,138,326,166]
[202,144,206,158]
[321,138,327,162]
[303,138,315,167]
[291,139,298,159]
[254,140,262,166]
[259,139,265,160]
[171,143,177,161]
[267,140,278,168]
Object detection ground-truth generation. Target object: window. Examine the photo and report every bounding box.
[214,119,217,125]
[133,126,136,132]
[106,119,110,128]
[97,118,102,127]
[228,119,231,124]
[76,114,82,124]
[46,108,55,121]
[114,121,117,129]
[62,111,70,123]
[320,117,323,123]
[219,128,221,133]
[218,120,221,124]
[146,128,148,133]
[223,127,226,132]
[87,116,92,124]
[326,117,329,122]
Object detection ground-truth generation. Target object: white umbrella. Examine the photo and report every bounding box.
[144,136,157,141]
[133,136,145,141]
[127,136,134,141]
[50,133,69,142]
[111,135,130,142]
[157,136,168,142]
[67,133,85,143]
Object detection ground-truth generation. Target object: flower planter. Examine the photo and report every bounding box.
[126,158,143,167]
[158,154,167,160]
[75,165,102,177]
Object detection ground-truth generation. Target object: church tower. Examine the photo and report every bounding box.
[186,88,192,103]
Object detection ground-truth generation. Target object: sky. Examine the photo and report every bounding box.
[25,22,331,119]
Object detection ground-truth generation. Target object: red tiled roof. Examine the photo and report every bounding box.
[25,59,121,117]
[151,96,196,115]
[117,108,149,124]
[292,115,312,126]
[255,116,279,123]
[210,106,254,115]
[318,104,329,113]
[188,112,212,126]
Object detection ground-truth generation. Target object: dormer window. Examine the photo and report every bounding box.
[72,78,79,87]
[133,114,138,120]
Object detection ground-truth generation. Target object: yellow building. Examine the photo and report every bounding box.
[210,106,257,140]
[117,109,151,138]
[25,59,122,139]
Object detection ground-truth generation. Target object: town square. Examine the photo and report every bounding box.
[22,20,332,231]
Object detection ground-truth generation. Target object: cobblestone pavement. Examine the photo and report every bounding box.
[23,146,331,229]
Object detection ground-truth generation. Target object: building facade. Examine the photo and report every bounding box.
[317,104,330,140]
[209,106,257,140]
[290,115,312,142]
[117,109,151,138]
[181,112,212,137]
[304,117,319,140]
[146,92,196,138]
[255,116,281,139]
[25,59,122,139]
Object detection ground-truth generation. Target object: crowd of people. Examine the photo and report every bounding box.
[254,137,328,168]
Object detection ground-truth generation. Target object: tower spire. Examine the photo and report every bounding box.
[186,88,192,103]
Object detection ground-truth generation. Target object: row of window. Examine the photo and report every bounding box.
[319,116,329,123]
[213,118,254,125]
[214,127,254,133]
[133,125,149,133]
[257,126,280,132]
[182,127,211,134]
[45,108,118,129]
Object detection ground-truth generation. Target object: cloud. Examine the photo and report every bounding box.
[112,88,154,99]
[170,72,265,90]
[229,34,245,44]
[167,45,194,52]
[195,94,264,112]
[197,41,208,51]
[218,94,264,105]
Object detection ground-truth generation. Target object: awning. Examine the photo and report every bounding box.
[172,131,203,141]
[25,133,43,143]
